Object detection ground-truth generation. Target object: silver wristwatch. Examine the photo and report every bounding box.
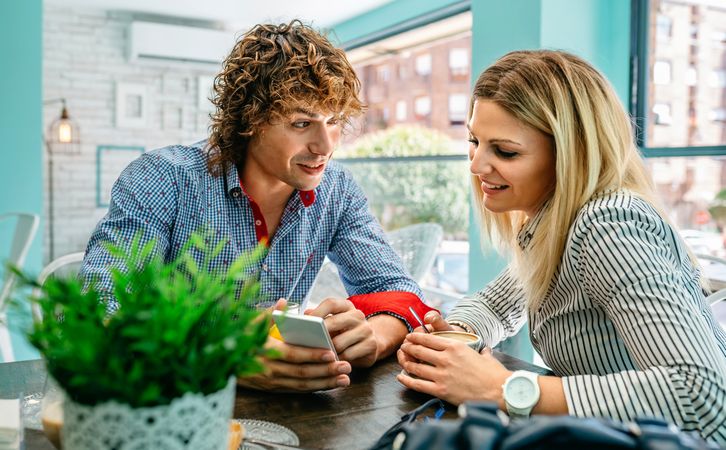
[502,370,540,419]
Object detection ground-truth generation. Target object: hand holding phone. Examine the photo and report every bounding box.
[272,311,339,361]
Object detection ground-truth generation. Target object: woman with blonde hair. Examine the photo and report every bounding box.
[397,50,726,444]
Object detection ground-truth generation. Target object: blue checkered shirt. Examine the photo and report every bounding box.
[81,140,423,320]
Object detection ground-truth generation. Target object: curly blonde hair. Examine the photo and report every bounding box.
[207,20,364,173]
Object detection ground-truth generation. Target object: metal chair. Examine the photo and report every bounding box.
[709,295,726,332]
[0,212,40,361]
[30,252,85,322]
[696,253,726,293]
[386,223,444,282]
[307,223,444,307]
[705,287,726,305]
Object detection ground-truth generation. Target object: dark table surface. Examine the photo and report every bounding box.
[2,353,551,450]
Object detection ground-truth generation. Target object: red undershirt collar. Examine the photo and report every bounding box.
[237,179,316,246]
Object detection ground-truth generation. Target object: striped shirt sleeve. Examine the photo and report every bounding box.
[563,202,726,443]
[446,267,527,348]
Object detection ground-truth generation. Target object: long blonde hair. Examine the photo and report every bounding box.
[471,50,691,310]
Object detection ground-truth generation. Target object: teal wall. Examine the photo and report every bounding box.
[0,0,43,361]
[469,0,632,285]
[469,0,631,359]
[331,0,466,45]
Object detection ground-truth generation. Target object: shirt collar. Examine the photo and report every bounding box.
[226,163,316,207]
[517,200,549,250]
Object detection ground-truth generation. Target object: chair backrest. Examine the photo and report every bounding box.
[0,212,40,312]
[31,251,85,322]
[705,287,726,305]
[711,298,726,331]
[696,253,726,292]
[386,223,443,282]
[306,261,349,308]
[0,213,39,361]
[306,223,444,308]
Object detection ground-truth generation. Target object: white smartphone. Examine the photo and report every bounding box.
[272,311,339,361]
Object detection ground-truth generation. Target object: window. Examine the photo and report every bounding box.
[711,30,726,43]
[340,12,473,297]
[653,60,671,85]
[710,108,726,123]
[376,65,390,83]
[685,66,697,86]
[414,96,431,118]
[633,0,726,148]
[395,100,407,121]
[415,53,432,76]
[656,14,672,41]
[449,48,468,76]
[397,63,407,80]
[709,69,726,88]
[633,0,726,258]
[448,94,468,125]
[653,103,672,125]
[689,24,698,41]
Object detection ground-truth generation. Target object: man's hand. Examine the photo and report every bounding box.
[308,298,380,368]
[238,333,352,392]
[237,299,352,392]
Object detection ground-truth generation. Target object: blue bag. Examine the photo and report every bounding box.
[372,401,721,450]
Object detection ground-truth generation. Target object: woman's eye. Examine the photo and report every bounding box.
[467,137,478,146]
[292,121,310,129]
[495,146,518,159]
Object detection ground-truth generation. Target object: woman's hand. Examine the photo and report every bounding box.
[413,311,456,333]
[396,332,512,406]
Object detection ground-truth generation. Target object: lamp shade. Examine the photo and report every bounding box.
[47,103,80,154]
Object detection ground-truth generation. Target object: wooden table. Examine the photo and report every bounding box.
[2,353,551,450]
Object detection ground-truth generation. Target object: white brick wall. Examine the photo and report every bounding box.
[43,6,220,262]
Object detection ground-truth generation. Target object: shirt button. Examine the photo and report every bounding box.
[255,220,262,226]
[231,191,240,198]
[262,263,269,271]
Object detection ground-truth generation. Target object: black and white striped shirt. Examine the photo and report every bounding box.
[448,190,726,443]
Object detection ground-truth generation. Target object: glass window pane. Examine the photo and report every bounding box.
[414,96,431,117]
[645,156,726,258]
[448,93,468,125]
[341,12,472,295]
[646,0,726,147]
[415,53,432,76]
[449,48,469,78]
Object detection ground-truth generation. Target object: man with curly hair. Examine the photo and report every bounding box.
[81,20,436,391]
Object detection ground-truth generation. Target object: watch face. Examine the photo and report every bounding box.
[506,376,537,409]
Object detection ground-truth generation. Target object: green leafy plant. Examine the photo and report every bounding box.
[14,232,272,408]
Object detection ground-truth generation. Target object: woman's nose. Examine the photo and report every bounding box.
[469,147,492,175]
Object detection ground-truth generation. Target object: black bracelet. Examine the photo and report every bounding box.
[447,320,475,335]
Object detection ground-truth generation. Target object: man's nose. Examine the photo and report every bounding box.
[310,126,337,156]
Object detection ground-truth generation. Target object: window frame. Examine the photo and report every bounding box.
[630,0,726,158]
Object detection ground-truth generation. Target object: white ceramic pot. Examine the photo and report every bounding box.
[61,377,236,450]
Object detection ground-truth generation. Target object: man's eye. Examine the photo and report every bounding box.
[292,121,310,129]
[327,117,341,125]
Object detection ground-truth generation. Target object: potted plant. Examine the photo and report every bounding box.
[14,233,272,450]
